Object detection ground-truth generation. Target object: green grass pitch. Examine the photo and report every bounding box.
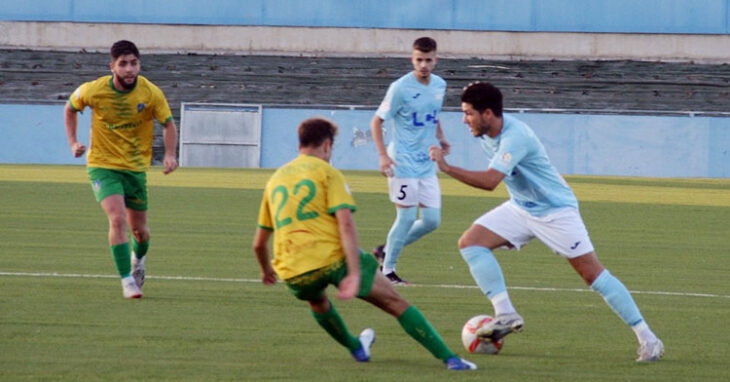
[1,165,728,381]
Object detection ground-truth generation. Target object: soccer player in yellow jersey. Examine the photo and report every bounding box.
[253,117,476,370]
[64,40,178,299]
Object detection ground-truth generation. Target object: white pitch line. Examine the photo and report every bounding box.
[2,271,729,299]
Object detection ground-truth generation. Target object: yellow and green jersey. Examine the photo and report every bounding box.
[257,154,357,280]
[68,75,173,172]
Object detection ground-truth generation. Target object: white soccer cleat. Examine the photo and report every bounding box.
[636,339,664,362]
[475,312,524,341]
[351,328,375,362]
[131,254,145,288]
[121,276,143,299]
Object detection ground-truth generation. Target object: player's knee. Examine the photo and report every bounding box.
[457,233,474,249]
[421,214,440,232]
[132,227,150,242]
[418,207,440,232]
[108,214,127,232]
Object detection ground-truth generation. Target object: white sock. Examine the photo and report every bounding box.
[631,321,658,344]
[490,291,516,316]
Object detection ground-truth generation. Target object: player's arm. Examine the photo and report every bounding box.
[334,208,361,300]
[252,227,277,285]
[435,121,450,155]
[370,115,395,177]
[64,102,86,158]
[162,119,179,174]
[429,145,505,191]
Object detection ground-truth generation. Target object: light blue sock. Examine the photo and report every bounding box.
[383,207,418,270]
[590,269,644,327]
[459,246,507,299]
[404,207,441,246]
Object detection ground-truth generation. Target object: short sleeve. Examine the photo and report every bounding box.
[68,83,89,112]
[326,168,357,214]
[256,190,274,231]
[151,87,173,124]
[375,82,401,121]
[489,130,529,175]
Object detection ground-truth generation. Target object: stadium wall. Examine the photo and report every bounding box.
[2,0,730,62]
[2,103,728,178]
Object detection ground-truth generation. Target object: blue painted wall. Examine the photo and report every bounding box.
[260,108,729,178]
[2,0,729,34]
[2,103,728,178]
[0,104,90,165]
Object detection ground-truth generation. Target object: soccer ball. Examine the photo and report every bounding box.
[461,314,504,355]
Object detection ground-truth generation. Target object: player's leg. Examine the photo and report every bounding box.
[460,202,533,339]
[123,171,149,288]
[100,194,131,275]
[362,269,475,369]
[382,178,419,281]
[99,194,141,299]
[89,168,141,298]
[287,265,367,361]
[569,253,663,361]
[459,225,524,338]
[127,208,149,287]
[533,208,662,361]
[403,177,441,246]
[307,294,367,359]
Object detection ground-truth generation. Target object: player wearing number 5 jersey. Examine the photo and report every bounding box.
[253,118,476,370]
[370,37,449,284]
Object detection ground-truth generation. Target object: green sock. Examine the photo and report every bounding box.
[397,305,457,361]
[132,238,149,259]
[110,242,132,278]
[311,302,361,352]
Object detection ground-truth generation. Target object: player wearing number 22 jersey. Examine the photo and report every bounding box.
[252,118,477,370]
[257,154,356,280]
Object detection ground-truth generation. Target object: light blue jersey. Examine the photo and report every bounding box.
[375,72,446,178]
[479,114,578,216]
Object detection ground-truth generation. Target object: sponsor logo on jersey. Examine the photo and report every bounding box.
[105,121,141,130]
[137,103,146,113]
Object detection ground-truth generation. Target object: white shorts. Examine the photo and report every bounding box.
[474,201,595,258]
[387,176,441,208]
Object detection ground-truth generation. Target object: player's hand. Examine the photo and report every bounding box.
[163,154,178,174]
[71,142,86,158]
[336,274,360,300]
[429,145,450,172]
[261,268,277,285]
[379,154,396,177]
[439,139,451,155]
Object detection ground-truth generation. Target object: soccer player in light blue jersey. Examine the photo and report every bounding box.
[429,82,664,362]
[370,37,450,285]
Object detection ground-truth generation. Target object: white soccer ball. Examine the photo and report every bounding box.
[461,314,505,355]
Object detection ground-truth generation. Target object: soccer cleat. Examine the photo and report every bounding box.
[445,357,478,371]
[636,339,664,362]
[131,253,145,288]
[121,276,143,299]
[372,244,385,266]
[351,328,376,362]
[476,312,524,341]
[384,272,410,285]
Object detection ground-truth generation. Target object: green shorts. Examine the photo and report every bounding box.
[87,167,148,211]
[285,252,379,301]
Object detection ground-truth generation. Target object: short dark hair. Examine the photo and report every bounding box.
[461,82,503,117]
[413,37,437,53]
[298,117,338,148]
[110,40,140,60]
